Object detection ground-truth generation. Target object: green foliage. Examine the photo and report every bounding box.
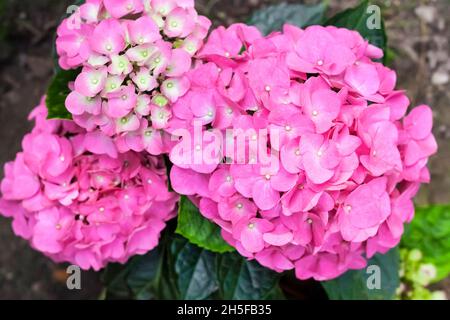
[325,0,387,60]
[401,205,450,282]
[396,248,446,300]
[102,239,179,300]
[217,253,282,300]
[248,2,327,35]
[322,248,400,300]
[45,68,80,120]
[102,234,283,300]
[172,237,218,299]
[176,196,235,253]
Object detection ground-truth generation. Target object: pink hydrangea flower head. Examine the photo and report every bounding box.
[55,0,211,155]
[0,99,178,270]
[167,24,437,281]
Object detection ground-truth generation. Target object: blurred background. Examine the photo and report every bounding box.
[0,0,449,299]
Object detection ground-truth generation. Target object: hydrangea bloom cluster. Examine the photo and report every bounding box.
[0,98,178,270]
[168,24,438,280]
[56,0,211,155]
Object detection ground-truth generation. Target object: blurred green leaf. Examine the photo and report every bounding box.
[401,205,450,282]
[46,68,79,119]
[216,253,282,300]
[176,196,235,253]
[172,237,218,300]
[102,233,284,300]
[322,248,400,300]
[103,233,180,300]
[248,2,327,35]
[325,0,388,61]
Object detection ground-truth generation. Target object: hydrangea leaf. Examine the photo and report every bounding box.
[248,2,327,35]
[176,196,235,253]
[321,247,400,300]
[216,253,282,300]
[325,0,388,60]
[171,237,218,300]
[401,205,450,282]
[102,234,179,300]
[101,262,135,299]
[102,234,285,300]
[46,68,80,119]
[125,249,164,300]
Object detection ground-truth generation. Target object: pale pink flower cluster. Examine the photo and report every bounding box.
[0,98,178,270]
[56,0,211,155]
[168,24,438,280]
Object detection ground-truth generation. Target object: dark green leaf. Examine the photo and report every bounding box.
[103,233,179,300]
[46,68,80,119]
[126,250,162,300]
[101,262,133,299]
[172,237,218,300]
[325,0,387,59]
[401,205,450,282]
[322,247,400,300]
[216,253,281,300]
[176,196,234,253]
[102,233,285,300]
[248,2,327,35]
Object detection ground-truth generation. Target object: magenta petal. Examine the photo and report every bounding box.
[252,179,280,210]
[84,131,118,158]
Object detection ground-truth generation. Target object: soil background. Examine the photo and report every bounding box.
[0,0,449,299]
